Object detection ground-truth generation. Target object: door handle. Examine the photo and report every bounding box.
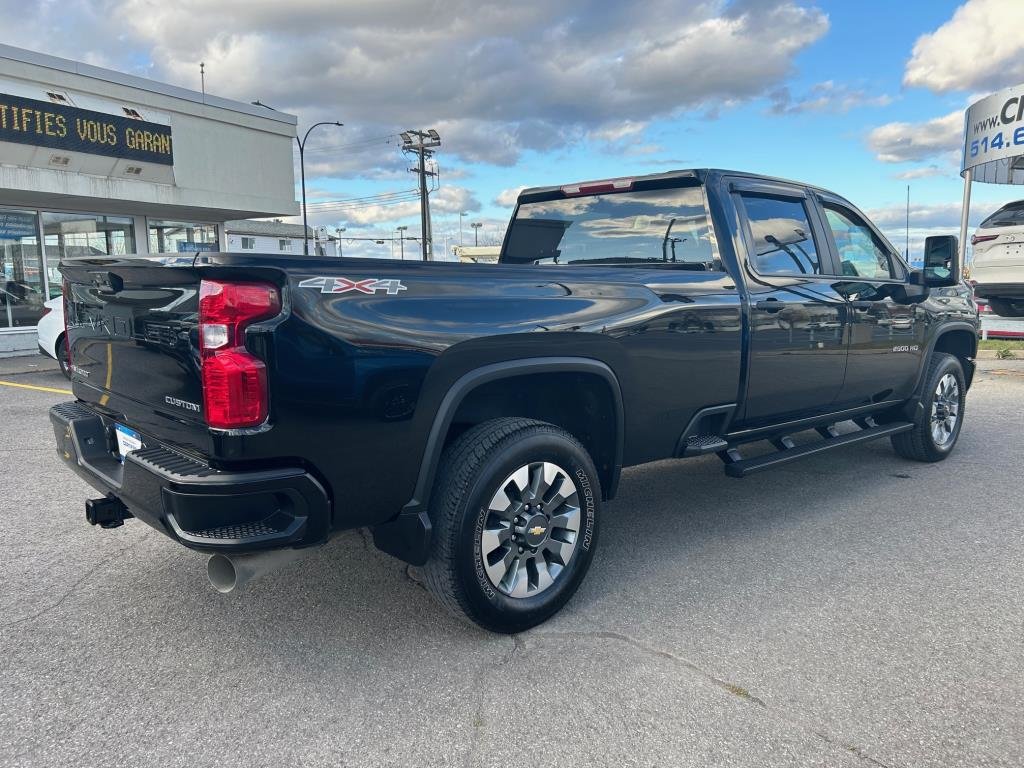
[849,300,874,309]
[754,299,784,313]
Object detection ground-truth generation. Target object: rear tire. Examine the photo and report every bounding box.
[891,353,965,462]
[987,298,1024,318]
[423,417,600,633]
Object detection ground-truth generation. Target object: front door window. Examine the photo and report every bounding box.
[822,205,897,280]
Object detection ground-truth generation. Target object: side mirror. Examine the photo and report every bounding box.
[914,235,960,288]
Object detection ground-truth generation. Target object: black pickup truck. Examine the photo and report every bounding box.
[51,169,978,632]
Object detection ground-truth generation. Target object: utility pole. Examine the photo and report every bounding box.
[471,221,482,246]
[401,129,441,261]
[335,227,345,258]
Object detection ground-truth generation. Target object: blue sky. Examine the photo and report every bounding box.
[4,0,1024,259]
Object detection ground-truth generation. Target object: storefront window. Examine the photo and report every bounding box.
[148,220,218,254]
[42,213,136,298]
[0,209,44,329]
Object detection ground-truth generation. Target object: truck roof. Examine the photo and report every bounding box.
[518,168,835,202]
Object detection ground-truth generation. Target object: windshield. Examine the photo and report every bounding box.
[502,185,721,269]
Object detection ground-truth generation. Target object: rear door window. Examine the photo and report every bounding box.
[980,202,1024,228]
[738,194,822,275]
[503,185,723,270]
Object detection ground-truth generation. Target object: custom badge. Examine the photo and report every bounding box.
[298,277,407,295]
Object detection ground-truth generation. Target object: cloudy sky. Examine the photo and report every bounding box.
[5,0,1024,258]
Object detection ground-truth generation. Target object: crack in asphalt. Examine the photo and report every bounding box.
[533,629,768,707]
[0,540,140,631]
[460,634,521,768]
[527,629,895,768]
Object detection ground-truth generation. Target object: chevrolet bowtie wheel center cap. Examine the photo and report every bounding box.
[521,514,550,547]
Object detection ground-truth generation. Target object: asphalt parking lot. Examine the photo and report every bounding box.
[1,356,1022,768]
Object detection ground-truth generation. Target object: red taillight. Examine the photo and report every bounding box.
[198,280,280,429]
[971,233,998,246]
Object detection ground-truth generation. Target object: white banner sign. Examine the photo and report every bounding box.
[962,85,1024,183]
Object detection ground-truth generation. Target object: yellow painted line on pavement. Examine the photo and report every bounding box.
[0,379,73,395]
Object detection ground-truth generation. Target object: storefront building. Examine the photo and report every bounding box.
[0,45,298,355]
[224,219,316,255]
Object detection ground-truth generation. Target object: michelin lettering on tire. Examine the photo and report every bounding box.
[576,467,595,551]
[473,506,496,599]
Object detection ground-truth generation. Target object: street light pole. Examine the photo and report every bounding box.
[335,227,346,257]
[397,226,408,260]
[297,121,343,255]
[471,222,482,247]
[459,211,467,246]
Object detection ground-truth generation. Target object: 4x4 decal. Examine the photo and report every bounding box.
[298,277,407,295]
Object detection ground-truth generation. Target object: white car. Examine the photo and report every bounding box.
[36,296,70,378]
[971,201,1024,317]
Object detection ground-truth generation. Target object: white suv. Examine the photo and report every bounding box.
[36,296,70,378]
[972,201,1024,317]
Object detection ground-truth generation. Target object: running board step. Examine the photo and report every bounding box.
[681,434,729,457]
[722,422,914,478]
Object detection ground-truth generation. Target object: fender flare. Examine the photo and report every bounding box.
[915,322,978,392]
[901,322,978,422]
[372,356,624,565]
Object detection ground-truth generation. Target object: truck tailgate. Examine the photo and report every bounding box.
[61,256,211,456]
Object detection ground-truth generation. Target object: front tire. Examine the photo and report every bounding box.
[891,352,966,462]
[423,417,601,633]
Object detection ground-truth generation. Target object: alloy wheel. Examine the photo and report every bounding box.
[479,461,581,598]
[931,373,960,447]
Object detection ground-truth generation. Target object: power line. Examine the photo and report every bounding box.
[309,199,421,213]
[294,133,404,155]
[305,189,422,212]
[305,188,419,206]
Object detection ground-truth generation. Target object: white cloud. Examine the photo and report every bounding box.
[769,81,893,114]
[4,0,830,167]
[495,187,527,208]
[892,165,946,180]
[589,121,648,143]
[307,184,481,228]
[868,201,1005,261]
[866,110,963,163]
[904,0,1024,93]
[868,202,968,230]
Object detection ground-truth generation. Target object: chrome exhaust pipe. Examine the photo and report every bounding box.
[207,548,307,594]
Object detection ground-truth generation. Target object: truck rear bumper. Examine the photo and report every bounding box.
[50,401,330,553]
